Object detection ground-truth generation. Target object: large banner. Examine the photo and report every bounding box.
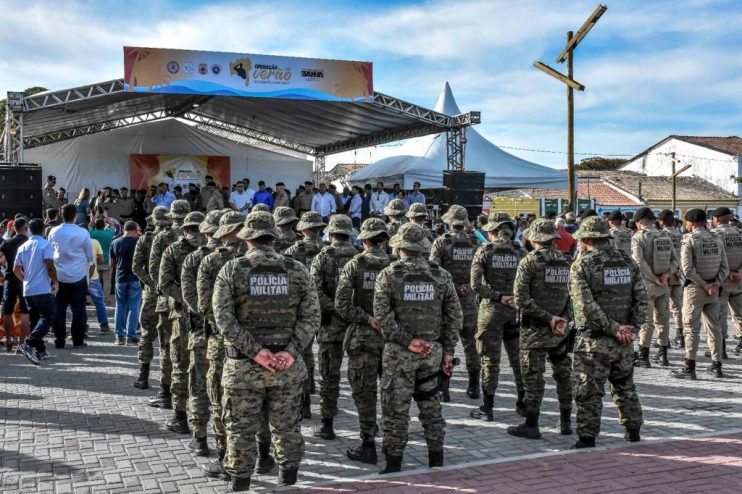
[123,46,373,102]
[130,154,230,191]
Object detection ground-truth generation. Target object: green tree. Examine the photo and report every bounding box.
[575,156,627,171]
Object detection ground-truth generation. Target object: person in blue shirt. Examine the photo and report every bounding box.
[405,182,426,206]
[252,180,274,210]
[151,183,176,209]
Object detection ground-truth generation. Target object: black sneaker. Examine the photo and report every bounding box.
[127,337,140,345]
[19,342,40,365]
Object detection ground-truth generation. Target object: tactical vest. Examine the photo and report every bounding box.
[484,242,520,295]
[649,230,673,275]
[530,249,570,316]
[716,226,742,271]
[237,258,298,348]
[290,240,322,270]
[353,254,390,313]
[693,231,722,280]
[592,249,633,324]
[611,227,632,257]
[323,246,356,296]
[442,233,477,284]
[667,229,682,252]
[390,262,443,341]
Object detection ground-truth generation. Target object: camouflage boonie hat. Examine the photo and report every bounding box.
[251,203,271,213]
[384,198,407,217]
[442,205,470,227]
[405,202,428,219]
[148,206,171,227]
[167,199,191,219]
[296,211,327,230]
[357,218,389,240]
[573,216,613,240]
[214,211,246,239]
[523,218,561,242]
[237,211,281,240]
[483,212,515,231]
[389,223,430,252]
[274,206,298,226]
[324,214,355,236]
[199,209,225,234]
[182,211,205,228]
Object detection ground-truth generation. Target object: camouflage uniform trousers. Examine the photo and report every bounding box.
[156,311,173,386]
[572,335,643,439]
[682,284,723,361]
[318,317,346,419]
[638,283,671,348]
[137,287,158,364]
[347,348,382,438]
[669,283,684,334]
[381,341,445,457]
[302,336,315,395]
[521,340,572,410]
[222,356,306,478]
[475,302,523,397]
[458,289,481,374]
[719,284,742,339]
[170,314,191,412]
[187,324,210,438]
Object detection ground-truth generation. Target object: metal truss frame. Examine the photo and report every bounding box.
[2,109,23,162]
[24,79,125,111]
[446,127,467,172]
[313,155,326,184]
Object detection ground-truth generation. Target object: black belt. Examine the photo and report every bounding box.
[578,327,608,338]
[225,345,286,360]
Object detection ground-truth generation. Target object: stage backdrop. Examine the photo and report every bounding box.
[130,154,230,191]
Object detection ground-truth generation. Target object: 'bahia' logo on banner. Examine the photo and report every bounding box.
[302,69,324,80]
[166,61,179,74]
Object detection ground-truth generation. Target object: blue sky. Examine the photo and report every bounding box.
[1,0,741,168]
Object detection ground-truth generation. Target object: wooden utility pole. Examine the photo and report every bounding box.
[667,152,691,215]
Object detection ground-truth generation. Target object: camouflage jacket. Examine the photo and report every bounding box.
[284,235,325,270]
[471,238,526,302]
[149,224,182,312]
[181,238,221,315]
[197,239,245,324]
[159,236,201,318]
[132,229,158,292]
[311,240,359,314]
[275,228,298,254]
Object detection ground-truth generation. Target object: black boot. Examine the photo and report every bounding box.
[671,359,696,380]
[634,346,651,368]
[470,392,494,421]
[165,411,190,434]
[559,406,573,435]
[379,454,403,474]
[346,435,377,464]
[315,418,335,440]
[466,370,480,399]
[148,383,172,409]
[722,339,729,360]
[625,427,641,442]
[676,330,685,348]
[439,375,451,403]
[188,437,210,456]
[134,363,150,389]
[309,373,316,395]
[735,338,742,354]
[571,436,596,449]
[202,448,228,479]
[507,407,542,439]
[428,450,443,468]
[254,441,276,474]
[707,360,724,378]
[277,466,298,486]
[515,390,525,417]
[653,346,669,367]
[227,476,250,492]
[302,391,312,419]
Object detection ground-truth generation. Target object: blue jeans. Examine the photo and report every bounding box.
[87,279,109,328]
[115,280,142,339]
[26,293,56,352]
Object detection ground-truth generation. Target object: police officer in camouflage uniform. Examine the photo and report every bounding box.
[132,206,170,390]
[673,209,729,380]
[429,205,481,400]
[711,206,742,358]
[213,211,321,491]
[274,207,299,254]
[608,211,632,257]
[180,209,225,456]
[631,207,677,368]
[658,210,685,349]
[569,216,648,448]
[406,203,434,242]
[470,213,526,421]
[148,199,191,409]
[251,203,271,213]
[335,218,391,464]
[507,219,573,440]
[159,211,205,435]
[384,199,407,238]
[375,223,462,474]
[311,215,358,440]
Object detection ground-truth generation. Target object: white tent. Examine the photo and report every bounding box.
[24,119,312,195]
[348,83,567,190]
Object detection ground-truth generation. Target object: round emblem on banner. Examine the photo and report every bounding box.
[211,64,222,75]
[198,63,208,75]
[183,62,195,74]
[167,61,180,74]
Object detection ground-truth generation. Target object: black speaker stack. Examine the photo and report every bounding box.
[441,170,485,219]
[0,163,43,221]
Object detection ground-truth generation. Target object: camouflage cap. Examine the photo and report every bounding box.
[167,199,191,219]
[523,218,561,242]
[199,209,225,234]
[389,223,430,252]
[214,211,246,239]
[237,211,281,240]
[274,206,298,226]
[573,216,613,240]
[442,205,470,227]
[357,217,389,240]
[324,214,355,236]
[148,206,171,227]
[296,211,327,231]
[251,203,271,213]
[182,211,205,228]
[384,198,407,216]
[405,202,428,219]
[483,212,515,231]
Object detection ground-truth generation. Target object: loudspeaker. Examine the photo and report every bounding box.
[0,163,43,221]
[441,170,485,218]
[443,170,485,190]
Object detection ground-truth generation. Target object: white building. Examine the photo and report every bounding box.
[622,135,742,197]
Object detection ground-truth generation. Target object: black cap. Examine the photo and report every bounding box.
[607,211,625,222]
[657,209,674,223]
[685,208,707,223]
[579,208,597,219]
[634,207,656,222]
[712,206,733,218]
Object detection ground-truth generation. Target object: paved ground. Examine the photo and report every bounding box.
[1,308,741,493]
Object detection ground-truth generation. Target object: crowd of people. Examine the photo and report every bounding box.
[3,174,741,491]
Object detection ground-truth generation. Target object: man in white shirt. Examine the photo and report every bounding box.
[48,204,95,349]
[311,183,337,222]
[370,182,390,215]
[228,181,251,212]
[348,186,364,229]
[243,178,256,209]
